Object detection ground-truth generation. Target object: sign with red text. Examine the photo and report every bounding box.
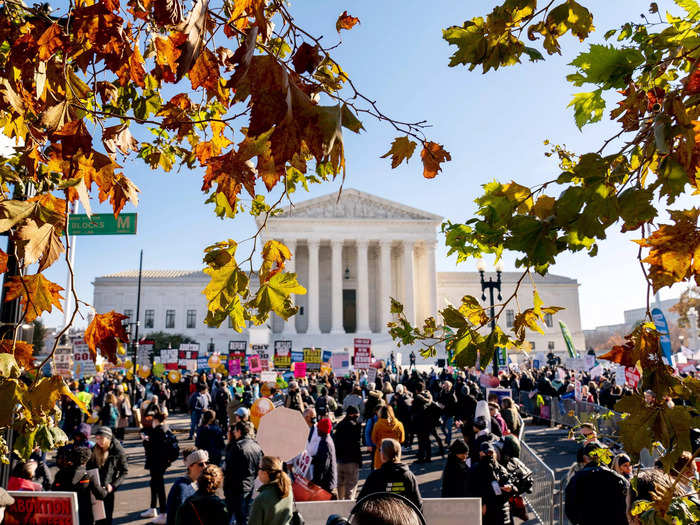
[353,338,371,370]
[72,339,96,378]
[7,491,78,525]
[625,367,641,388]
[248,355,262,373]
[228,358,242,376]
[274,340,292,368]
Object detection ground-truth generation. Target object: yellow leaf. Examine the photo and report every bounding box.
[533,195,555,219]
[381,136,416,169]
[3,274,64,323]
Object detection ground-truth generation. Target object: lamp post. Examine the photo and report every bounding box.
[688,307,698,353]
[478,259,504,375]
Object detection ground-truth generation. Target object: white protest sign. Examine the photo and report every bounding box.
[260,371,277,383]
[366,367,377,385]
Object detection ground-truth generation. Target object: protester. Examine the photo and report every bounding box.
[53,447,108,525]
[612,453,632,480]
[194,409,226,466]
[87,426,128,525]
[472,441,512,525]
[99,393,119,435]
[333,405,363,500]
[311,417,337,496]
[141,413,171,521]
[8,460,41,491]
[357,438,422,510]
[224,420,263,524]
[440,439,471,498]
[175,465,228,525]
[164,448,208,525]
[188,383,210,439]
[371,406,405,469]
[114,385,131,440]
[500,397,521,436]
[248,456,294,525]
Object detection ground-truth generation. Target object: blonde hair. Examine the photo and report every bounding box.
[260,456,291,498]
[105,393,117,405]
[379,405,395,423]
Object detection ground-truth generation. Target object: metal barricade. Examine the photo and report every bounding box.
[520,440,556,525]
[550,397,623,445]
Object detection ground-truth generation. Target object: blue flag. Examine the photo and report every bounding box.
[651,307,673,365]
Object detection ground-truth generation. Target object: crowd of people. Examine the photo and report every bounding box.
[4,358,699,525]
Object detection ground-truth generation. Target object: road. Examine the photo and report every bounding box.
[106,413,576,525]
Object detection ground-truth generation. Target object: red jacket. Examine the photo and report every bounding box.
[8,477,40,491]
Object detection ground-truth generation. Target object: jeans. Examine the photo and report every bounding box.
[227,491,252,524]
[442,416,454,445]
[189,409,202,438]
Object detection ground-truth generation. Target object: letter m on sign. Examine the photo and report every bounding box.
[117,216,130,229]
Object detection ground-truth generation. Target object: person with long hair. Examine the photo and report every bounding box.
[194,409,225,466]
[248,456,293,525]
[175,465,228,525]
[371,406,405,470]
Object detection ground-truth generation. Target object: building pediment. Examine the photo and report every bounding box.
[276,188,442,221]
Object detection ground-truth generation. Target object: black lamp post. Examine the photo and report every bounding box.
[478,259,503,375]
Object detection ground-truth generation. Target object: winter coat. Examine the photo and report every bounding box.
[86,438,129,490]
[52,466,108,525]
[195,423,226,465]
[143,425,170,472]
[565,463,628,525]
[224,436,263,498]
[357,461,422,511]
[371,418,405,469]
[441,455,471,497]
[502,407,521,436]
[99,403,118,429]
[332,417,362,465]
[471,458,511,525]
[175,490,228,525]
[248,483,293,525]
[166,476,196,525]
[311,435,337,493]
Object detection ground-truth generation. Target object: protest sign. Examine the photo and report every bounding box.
[615,365,626,387]
[590,365,603,378]
[330,353,350,375]
[274,340,292,368]
[303,348,322,371]
[366,367,377,385]
[574,380,582,401]
[257,408,309,462]
[625,367,641,388]
[73,339,96,378]
[7,491,79,525]
[584,355,595,370]
[291,351,304,363]
[485,388,512,403]
[395,352,402,367]
[353,338,371,369]
[248,355,262,373]
[293,450,313,479]
[197,356,209,370]
[261,371,277,383]
[565,358,585,371]
[320,363,332,376]
[294,362,307,378]
[136,341,153,368]
[53,347,73,378]
[178,346,198,369]
[322,350,332,363]
[229,358,242,376]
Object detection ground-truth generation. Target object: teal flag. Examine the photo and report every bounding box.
[559,320,577,358]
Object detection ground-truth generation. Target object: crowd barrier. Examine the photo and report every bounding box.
[520,440,556,525]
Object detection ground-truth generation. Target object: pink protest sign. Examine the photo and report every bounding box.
[228,358,241,376]
[248,355,262,373]
[294,361,307,378]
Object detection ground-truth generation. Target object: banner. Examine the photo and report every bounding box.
[228,341,247,362]
[651,308,673,365]
[228,358,242,376]
[303,348,322,371]
[7,491,79,525]
[73,339,96,378]
[559,320,577,358]
[178,347,198,370]
[248,355,262,373]
[330,353,350,375]
[274,340,292,368]
[353,338,371,370]
[53,347,73,378]
[294,362,307,378]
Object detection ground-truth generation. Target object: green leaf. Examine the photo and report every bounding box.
[341,104,364,133]
[252,272,307,321]
[568,89,605,129]
[568,44,644,89]
[0,354,20,378]
[522,46,544,62]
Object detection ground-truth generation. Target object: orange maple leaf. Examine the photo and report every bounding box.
[4,274,64,323]
[336,11,360,32]
[420,141,451,179]
[260,240,291,282]
[599,323,662,368]
[155,32,186,82]
[0,340,35,369]
[36,23,64,61]
[85,311,129,364]
[96,172,140,217]
[0,248,7,273]
[189,47,220,92]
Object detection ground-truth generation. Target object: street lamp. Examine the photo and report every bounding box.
[478,259,503,374]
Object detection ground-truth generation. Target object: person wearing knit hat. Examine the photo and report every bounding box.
[87,423,128,525]
[310,418,337,496]
[162,448,208,525]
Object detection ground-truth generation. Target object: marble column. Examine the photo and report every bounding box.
[356,239,370,333]
[402,240,415,326]
[378,240,393,332]
[425,240,438,320]
[306,239,320,334]
[330,239,345,334]
[283,238,297,334]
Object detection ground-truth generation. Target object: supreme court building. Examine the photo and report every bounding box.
[93,189,585,361]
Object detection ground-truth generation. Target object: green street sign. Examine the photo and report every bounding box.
[67,213,137,235]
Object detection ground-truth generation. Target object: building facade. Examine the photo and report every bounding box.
[93,189,585,361]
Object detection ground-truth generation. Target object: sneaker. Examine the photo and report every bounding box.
[151,514,167,524]
[140,509,158,519]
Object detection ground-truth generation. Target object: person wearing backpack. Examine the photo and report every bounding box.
[141,413,173,521]
[188,384,210,440]
[53,446,108,525]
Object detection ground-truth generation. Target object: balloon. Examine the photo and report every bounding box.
[371,360,385,369]
[208,353,221,368]
[153,363,166,377]
[250,397,275,429]
[260,382,272,398]
[168,370,181,383]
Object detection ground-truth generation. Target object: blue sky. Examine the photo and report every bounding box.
[29,0,690,330]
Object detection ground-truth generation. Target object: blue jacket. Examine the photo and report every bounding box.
[166,476,196,525]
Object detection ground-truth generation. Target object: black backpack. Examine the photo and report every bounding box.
[164,430,180,465]
[315,395,328,415]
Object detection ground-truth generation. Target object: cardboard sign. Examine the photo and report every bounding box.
[228,358,242,376]
[353,338,371,370]
[54,347,73,378]
[294,362,307,378]
[366,367,377,385]
[73,340,96,378]
[261,370,277,383]
[303,348,322,371]
[584,355,595,370]
[625,367,641,388]
[7,490,79,525]
[293,450,313,479]
[320,363,332,376]
[274,340,292,368]
[248,355,262,373]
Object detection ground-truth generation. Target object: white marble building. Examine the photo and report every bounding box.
[92,189,585,360]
